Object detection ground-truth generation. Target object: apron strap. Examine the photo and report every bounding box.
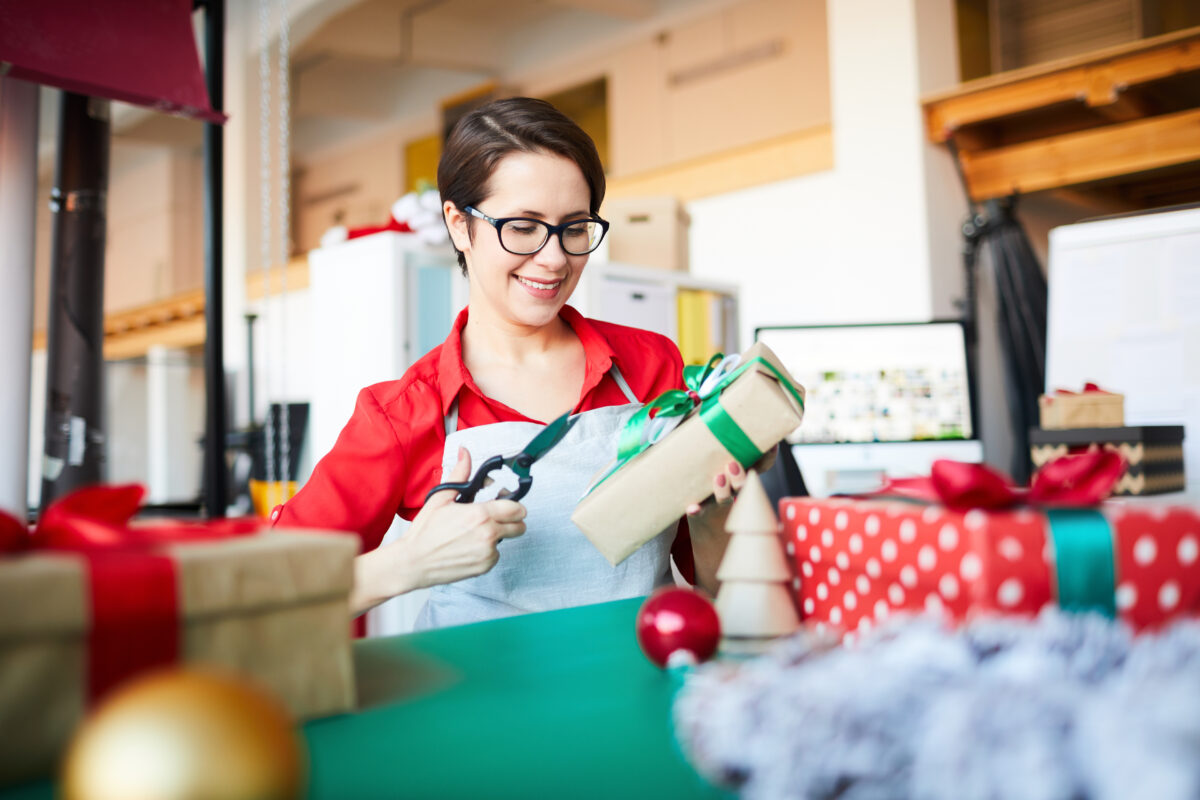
[442,360,640,437]
[608,362,639,404]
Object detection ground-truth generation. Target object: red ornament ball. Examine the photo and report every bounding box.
[636,587,721,668]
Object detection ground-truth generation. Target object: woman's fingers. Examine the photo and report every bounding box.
[428,447,472,508]
[484,498,527,523]
[726,461,746,494]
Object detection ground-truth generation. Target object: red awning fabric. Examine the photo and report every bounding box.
[0,0,226,124]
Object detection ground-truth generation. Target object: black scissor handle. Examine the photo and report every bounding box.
[424,454,506,504]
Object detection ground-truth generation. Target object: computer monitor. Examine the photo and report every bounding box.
[755,322,982,496]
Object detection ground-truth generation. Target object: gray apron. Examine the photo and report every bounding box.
[414,364,674,630]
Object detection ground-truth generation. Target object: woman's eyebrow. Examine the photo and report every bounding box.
[516,209,591,219]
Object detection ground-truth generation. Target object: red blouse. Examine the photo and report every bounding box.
[275,305,694,578]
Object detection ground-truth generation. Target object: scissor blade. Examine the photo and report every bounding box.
[521,411,575,462]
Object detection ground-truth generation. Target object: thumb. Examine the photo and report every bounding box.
[428,447,472,507]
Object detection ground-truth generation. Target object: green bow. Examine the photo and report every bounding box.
[586,353,805,496]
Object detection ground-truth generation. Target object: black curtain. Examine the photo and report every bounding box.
[963,196,1048,483]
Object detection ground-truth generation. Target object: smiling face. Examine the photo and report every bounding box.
[445,150,593,332]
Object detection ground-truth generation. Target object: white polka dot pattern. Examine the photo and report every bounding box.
[786,505,796,520]
[828,568,841,586]
[1115,582,1137,610]
[865,515,881,535]
[925,593,944,615]
[960,553,982,581]
[822,529,834,547]
[899,520,917,543]
[997,578,1024,607]
[1159,581,1180,611]
[829,606,842,625]
[1179,536,1198,565]
[964,509,987,530]
[848,534,863,554]
[874,599,889,620]
[797,525,807,541]
[900,566,917,588]
[802,561,814,578]
[887,584,904,605]
[998,537,1023,561]
[918,546,937,571]
[836,552,850,570]
[835,511,848,530]
[809,546,821,564]
[786,542,795,556]
[1134,535,1157,565]
[866,558,882,578]
[844,591,857,610]
[804,597,815,614]
[808,507,821,525]
[881,540,898,562]
[856,575,870,595]
[816,582,829,600]
[939,573,960,600]
[938,524,959,551]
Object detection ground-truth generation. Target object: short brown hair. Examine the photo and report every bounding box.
[437,97,606,274]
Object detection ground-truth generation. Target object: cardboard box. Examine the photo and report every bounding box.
[780,496,1200,638]
[1038,388,1124,429]
[602,195,690,271]
[0,529,358,785]
[573,342,805,565]
[1030,425,1186,496]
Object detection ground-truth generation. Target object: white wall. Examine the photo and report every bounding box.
[688,0,963,349]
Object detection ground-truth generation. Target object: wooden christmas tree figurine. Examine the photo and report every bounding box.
[714,469,800,652]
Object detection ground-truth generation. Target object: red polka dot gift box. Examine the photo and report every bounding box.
[779,452,1200,637]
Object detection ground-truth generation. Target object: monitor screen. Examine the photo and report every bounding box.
[756,322,974,444]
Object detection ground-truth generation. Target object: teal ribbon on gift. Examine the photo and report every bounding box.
[1046,509,1117,617]
[588,353,805,496]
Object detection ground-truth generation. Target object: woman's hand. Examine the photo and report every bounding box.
[684,450,777,594]
[350,448,527,616]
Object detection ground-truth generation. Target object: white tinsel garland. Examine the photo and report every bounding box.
[674,611,1200,800]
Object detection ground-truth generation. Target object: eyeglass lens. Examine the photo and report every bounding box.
[499,219,603,255]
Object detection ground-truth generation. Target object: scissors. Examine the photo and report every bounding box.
[425,411,576,504]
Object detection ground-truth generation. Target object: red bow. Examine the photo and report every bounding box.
[878,450,1126,510]
[1,485,261,702]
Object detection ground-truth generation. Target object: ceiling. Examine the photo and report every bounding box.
[32,0,716,173]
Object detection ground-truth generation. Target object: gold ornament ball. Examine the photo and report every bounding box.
[62,668,306,800]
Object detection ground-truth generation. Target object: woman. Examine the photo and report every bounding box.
[275,97,744,628]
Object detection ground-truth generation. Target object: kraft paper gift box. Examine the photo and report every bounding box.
[778,454,1199,640]
[572,342,806,566]
[1038,383,1124,429]
[0,488,358,786]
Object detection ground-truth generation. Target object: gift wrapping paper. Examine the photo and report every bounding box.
[780,496,1200,637]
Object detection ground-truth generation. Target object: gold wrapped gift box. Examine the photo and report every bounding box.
[0,529,358,785]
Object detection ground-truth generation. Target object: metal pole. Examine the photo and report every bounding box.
[40,92,110,511]
[202,0,228,517]
[0,77,39,515]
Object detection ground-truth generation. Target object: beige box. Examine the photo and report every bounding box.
[0,529,358,786]
[603,195,690,271]
[1038,390,1124,429]
[572,342,805,565]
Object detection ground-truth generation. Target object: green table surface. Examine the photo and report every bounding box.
[2,597,729,800]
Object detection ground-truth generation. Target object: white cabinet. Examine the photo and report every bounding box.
[569,261,740,358]
[308,233,464,462]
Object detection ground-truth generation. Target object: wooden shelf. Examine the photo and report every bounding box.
[922,26,1200,203]
[33,256,310,360]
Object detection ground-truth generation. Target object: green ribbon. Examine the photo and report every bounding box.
[1045,509,1117,618]
[587,353,805,496]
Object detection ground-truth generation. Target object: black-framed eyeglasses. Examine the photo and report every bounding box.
[465,206,609,256]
